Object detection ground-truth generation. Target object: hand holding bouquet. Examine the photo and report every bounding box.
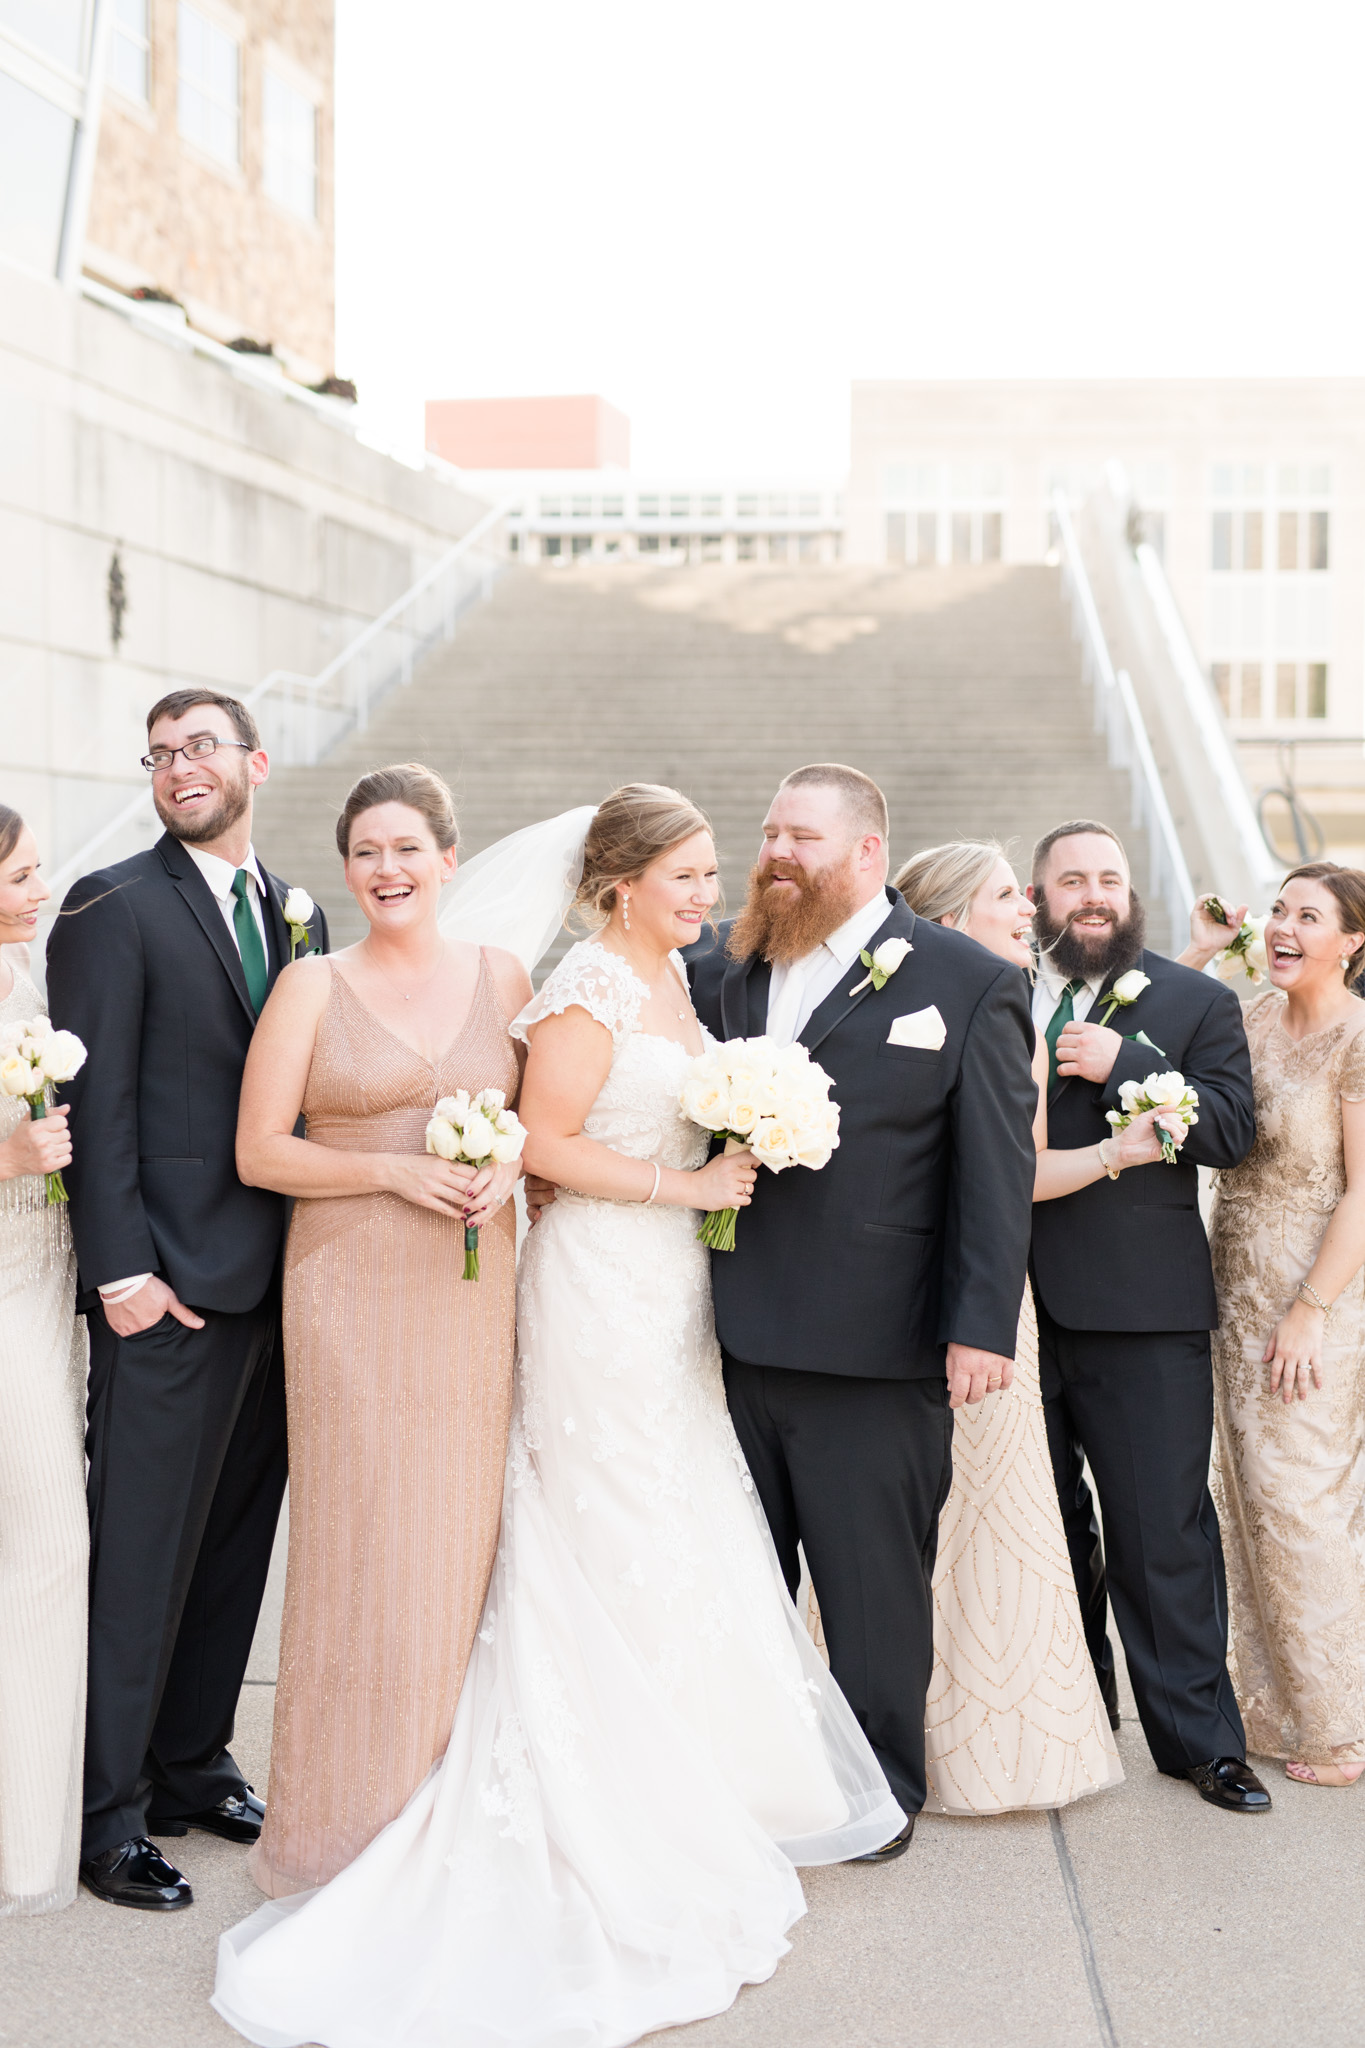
[1106,1069,1199,1165]
[0,1014,87,1203]
[1200,897,1268,985]
[425,1087,527,1278]
[680,1035,840,1250]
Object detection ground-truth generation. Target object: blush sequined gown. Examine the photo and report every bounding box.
[250,954,519,1897]
[216,939,901,2048]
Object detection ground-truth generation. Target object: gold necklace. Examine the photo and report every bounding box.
[363,939,447,1003]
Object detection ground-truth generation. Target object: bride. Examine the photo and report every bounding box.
[213,783,901,2048]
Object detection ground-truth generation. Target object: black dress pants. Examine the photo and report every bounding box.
[721,1353,954,1818]
[1034,1298,1245,1775]
[82,1289,287,1858]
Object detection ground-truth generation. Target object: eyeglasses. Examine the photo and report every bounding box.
[141,736,253,773]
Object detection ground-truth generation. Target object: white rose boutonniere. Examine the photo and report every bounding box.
[849,935,913,996]
[1098,968,1151,1026]
[283,886,316,961]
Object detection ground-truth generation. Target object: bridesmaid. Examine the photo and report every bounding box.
[236,764,532,1893]
[890,841,1178,1813]
[0,807,88,1914]
[1191,863,1365,1787]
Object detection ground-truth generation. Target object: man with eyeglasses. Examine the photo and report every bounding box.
[46,688,328,1911]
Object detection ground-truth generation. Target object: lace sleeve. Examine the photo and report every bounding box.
[1339,1025,1365,1102]
[509,941,647,1049]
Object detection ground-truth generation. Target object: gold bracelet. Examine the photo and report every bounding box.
[1097,1139,1121,1181]
[1298,1279,1332,1314]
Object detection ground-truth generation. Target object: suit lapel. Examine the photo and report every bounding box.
[800,894,914,1059]
[719,950,766,1041]
[156,834,257,1026]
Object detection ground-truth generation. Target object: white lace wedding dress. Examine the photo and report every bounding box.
[213,940,901,2048]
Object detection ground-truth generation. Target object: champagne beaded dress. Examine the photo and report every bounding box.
[0,962,88,1915]
[216,940,900,2048]
[250,954,519,1897]
[1210,990,1365,1768]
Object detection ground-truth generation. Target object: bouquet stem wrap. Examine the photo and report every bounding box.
[698,1137,746,1252]
[463,1223,481,1282]
[27,1094,69,1206]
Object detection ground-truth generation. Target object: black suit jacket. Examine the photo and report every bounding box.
[1029,947,1254,1332]
[688,890,1038,1379]
[45,832,328,1314]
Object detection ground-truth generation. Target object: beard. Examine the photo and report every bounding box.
[1033,888,1147,984]
[154,763,251,845]
[727,856,861,966]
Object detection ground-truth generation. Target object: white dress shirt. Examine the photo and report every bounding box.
[1031,958,1105,1037]
[99,844,269,1307]
[765,892,893,1047]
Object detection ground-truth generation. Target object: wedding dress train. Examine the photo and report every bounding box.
[213,940,901,2048]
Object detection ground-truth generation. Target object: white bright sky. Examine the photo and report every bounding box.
[335,0,1365,477]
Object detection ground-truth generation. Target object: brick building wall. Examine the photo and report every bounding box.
[85,0,335,382]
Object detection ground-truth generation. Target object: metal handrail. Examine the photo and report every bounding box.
[46,502,508,893]
[1051,490,1195,944]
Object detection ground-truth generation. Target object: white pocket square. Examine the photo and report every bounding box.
[888,1005,946,1051]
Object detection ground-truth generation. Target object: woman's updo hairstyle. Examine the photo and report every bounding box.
[571,782,714,932]
[1282,862,1365,987]
[894,839,1007,931]
[0,805,23,867]
[336,763,458,859]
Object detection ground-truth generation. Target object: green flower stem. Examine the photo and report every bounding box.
[26,1091,68,1205]
[463,1222,480,1281]
[698,1205,738,1252]
[1099,999,1119,1026]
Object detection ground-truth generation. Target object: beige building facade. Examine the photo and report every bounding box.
[848,379,1365,861]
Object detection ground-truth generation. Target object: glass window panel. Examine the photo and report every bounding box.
[1307,464,1331,494]
[1277,511,1298,572]
[1242,511,1263,572]
[735,495,758,517]
[909,463,937,502]
[766,494,788,517]
[1211,663,1233,715]
[1210,510,1232,571]
[798,534,819,561]
[980,462,1005,497]
[797,494,820,517]
[1210,464,1235,497]
[0,0,85,70]
[1306,663,1328,718]
[1277,464,1299,497]
[736,534,757,560]
[538,497,561,516]
[668,496,690,518]
[700,494,722,517]
[543,535,561,556]
[600,497,623,517]
[570,497,592,518]
[571,535,591,556]
[636,495,659,517]
[883,465,909,501]
[981,511,1002,561]
[767,535,788,562]
[1276,663,1298,719]
[637,534,659,553]
[1309,510,1329,571]
[1242,465,1264,496]
[263,67,317,218]
[0,73,74,276]
[178,4,240,165]
[884,512,907,564]
[1240,663,1263,718]
[915,512,937,564]
[950,462,975,501]
[951,512,972,563]
[110,0,150,101]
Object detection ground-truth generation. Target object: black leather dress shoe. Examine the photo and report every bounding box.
[147,1786,265,1843]
[847,1816,916,1863]
[80,1837,193,1909]
[1187,1757,1273,1813]
[1108,1710,1122,1733]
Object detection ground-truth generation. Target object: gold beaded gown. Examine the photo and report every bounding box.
[1210,990,1365,1769]
[251,955,519,1896]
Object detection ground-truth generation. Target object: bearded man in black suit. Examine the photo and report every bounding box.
[1028,819,1270,1814]
[689,765,1037,1857]
[46,689,327,1909]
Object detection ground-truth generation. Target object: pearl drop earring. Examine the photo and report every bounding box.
[621,893,630,932]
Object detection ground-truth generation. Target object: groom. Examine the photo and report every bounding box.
[47,689,327,1909]
[689,765,1037,1853]
[1028,819,1268,1814]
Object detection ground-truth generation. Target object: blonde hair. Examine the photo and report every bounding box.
[336,762,458,858]
[572,782,714,930]
[894,839,1007,932]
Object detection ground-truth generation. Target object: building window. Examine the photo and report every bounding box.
[1212,660,1265,719]
[737,495,759,518]
[571,496,592,518]
[111,0,151,103]
[1210,509,1263,572]
[178,4,240,166]
[981,511,1002,562]
[885,512,907,563]
[636,495,659,518]
[797,494,821,518]
[638,534,660,553]
[263,66,317,219]
[669,496,691,519]
[601,497,623,518]
[538,497,561,517]
[767,494,788,518]
[702,535,724,561]
[543,535,562,557]
[737,534,757,561]
[767,535,789,562]
[571,535,591,557]
[700,494,722,518]
[951,512,972,564]
[916,512,937,565]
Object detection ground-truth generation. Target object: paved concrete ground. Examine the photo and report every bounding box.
[3,1510,1362,2048]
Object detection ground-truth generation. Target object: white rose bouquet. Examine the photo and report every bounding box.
[1105,1069,1199,1165]
[424,1087,527,1279]
[1201,897,1269,985]
[679,1035,840,1251]
[0,1013,87,1203]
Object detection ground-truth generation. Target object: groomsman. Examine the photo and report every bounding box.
[1027,819,1269,1813]
[47,690,326,1909]
[690,765,1037,1853]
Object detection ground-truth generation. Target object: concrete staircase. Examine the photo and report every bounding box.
[252,561,1163,957]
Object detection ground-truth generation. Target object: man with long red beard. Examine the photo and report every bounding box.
[689,763,1037,1858]
[1026,820,1269,1816]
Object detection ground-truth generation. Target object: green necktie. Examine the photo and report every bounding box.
[231,869,269,1015]
[1045,978,1084,1086]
